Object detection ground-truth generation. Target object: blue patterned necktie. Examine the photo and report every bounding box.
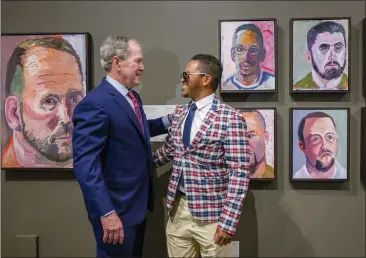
[183,103,197,148]
[179,103,197,193]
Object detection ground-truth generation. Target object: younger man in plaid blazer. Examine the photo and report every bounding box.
[153,54,251,257]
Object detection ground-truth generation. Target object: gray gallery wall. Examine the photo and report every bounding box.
[1,1,365,257]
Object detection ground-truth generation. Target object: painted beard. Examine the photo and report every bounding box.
[315,158,335,172]
[248,152,264,175]
[20,115,73,162]
[311,52,346,81]
[307,148,336,173]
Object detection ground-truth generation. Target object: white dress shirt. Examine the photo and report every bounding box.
[181,93,215,145]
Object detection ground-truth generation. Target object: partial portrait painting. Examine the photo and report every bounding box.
[237,108,276,179]
[220,19,277,92]
[1,33,90,169]
[291,108,349,181]
[291,18,350,92]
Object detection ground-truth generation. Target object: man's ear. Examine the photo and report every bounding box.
[231,48,235,62]
[5,96,22,130]
[298,141,306,153]
[306,51,312,63]
[203,75,213,87]
[112,56,121,70]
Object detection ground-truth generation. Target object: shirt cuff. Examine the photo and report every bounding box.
[100,210,115,218]
[162,115,171,129]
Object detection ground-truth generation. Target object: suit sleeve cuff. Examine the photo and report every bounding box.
[100,210,115,218]
[162,115,171,129]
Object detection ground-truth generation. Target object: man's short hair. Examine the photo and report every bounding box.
[242,109,266,129]
[5,36,83,98]
[297,111,337,146]
[191,53,223,92]
[232,23,264,48]
[100,36,132,72]
[307,21,346,51]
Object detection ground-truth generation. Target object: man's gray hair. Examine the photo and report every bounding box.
[100,36,131,72]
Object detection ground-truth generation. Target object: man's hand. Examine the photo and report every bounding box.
[101,211,124,245]
[168,104,179,123]
[213,228,232,246]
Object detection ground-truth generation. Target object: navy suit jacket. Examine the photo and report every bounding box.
[72,78,167,227]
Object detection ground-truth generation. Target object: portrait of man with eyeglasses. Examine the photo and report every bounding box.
[292,110,347,180]
[292,19,349,91]
[220,22,276,91]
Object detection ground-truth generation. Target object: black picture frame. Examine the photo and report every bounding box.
[361,107,366,187]
[289,107,350,182]
[218,18,278,94]
[362,18,366,97]
[289,17,351,94]
[1,32,93,180]
[236,107,277,182]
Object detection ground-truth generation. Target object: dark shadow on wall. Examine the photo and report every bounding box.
[254,191,317,257]
[138,47,182,105]
[234,190,259,257]
[143,168,171,258]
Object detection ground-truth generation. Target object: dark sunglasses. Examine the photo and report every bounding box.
[180,71,208,81]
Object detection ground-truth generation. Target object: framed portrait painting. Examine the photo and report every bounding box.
[219,19,277,93]
[290,17,350,93]
[363,18,366,97]
[361,107,366,187]
[290,108,349,182]
[236,107,276,180]
[1,32,92,175]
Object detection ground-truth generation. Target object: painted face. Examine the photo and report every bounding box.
[310,32,346,80]
[232,30,264,76]
[301,117,338,172]
[242,112,267,173]
[20,46,84,162]
[117,40,144,89]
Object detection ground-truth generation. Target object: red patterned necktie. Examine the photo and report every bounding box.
[127,91,144,133]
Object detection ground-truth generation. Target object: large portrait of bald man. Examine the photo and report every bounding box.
[1,33,90,170]
[220,19,277,92]
[291,108,349,181]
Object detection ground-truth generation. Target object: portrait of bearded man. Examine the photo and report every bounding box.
[292,109,348,180]
[292,19,349,91]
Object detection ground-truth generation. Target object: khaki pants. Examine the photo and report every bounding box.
[166,193,232,257]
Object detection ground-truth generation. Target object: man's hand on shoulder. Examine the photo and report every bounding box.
[101,211,124,245]
[168,104,179,123]
[213,227,232,246]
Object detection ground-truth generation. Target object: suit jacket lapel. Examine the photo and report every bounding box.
[176,104,189,140]
[104,81,147,142]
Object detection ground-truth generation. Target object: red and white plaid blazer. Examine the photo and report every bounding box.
[153,95,251,236]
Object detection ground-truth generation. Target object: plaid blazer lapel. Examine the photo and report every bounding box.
[176,103,190,146]
[189,96,220,149]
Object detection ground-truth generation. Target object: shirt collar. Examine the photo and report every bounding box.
[192,93,215,111]
[106,75,130,97]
